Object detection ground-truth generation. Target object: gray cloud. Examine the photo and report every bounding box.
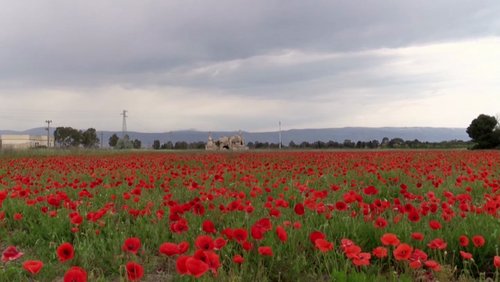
[1,1,499,86]
[0,1,499,131]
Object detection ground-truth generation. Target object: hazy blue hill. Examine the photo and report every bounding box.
[1,127,469,147]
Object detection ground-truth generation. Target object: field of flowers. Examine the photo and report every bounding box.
[0,150,499,281]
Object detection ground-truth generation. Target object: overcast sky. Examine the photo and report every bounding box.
[1,1,499,132]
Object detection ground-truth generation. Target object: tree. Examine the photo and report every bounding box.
[133,139,142,149]
[466,114,500,149]
[174,141,188,150]
[343,139,355,148]
[115,135,133,149]
[388,138,405,148]
[54,127,81,148]
[109,134,119,147]
[161,141,173,150]
[81,128,99,148]
[381,137,390,147]
[152,140,161,150]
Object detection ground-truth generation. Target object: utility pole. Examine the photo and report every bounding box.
[100,132,104,148]
[121,110,128,138]
[279,121,282,149]
[45,120,52,148]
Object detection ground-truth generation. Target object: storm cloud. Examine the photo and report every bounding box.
[1,1,499,131]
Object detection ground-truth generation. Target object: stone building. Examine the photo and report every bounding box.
[206,132,248,151]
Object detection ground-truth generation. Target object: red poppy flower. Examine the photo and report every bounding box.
[409,260,422,269]
[254,218,272,231]
[251,225,266,240]
[393,243,413,261]
[335,201,348,211]
[472,235,485,248]
[221,228,234,240]
[241,241,253,252]
[424,260,441,271]
[458,235,469,247]
[214,237,227,250]
[460,251,473,260]
[294,203,305,215]
[314,239,334,252]
[204,251,221,274]
[63,266,87,282]
[372,247,388,258]
[22,260,43,275]
[310,231,326,245]
[233,254,244,264]
[380,233,400,246]
[427,238,447,250]
[407,210,420,223]
[178,241,189,254]
[70,214,83,225]
[293,221,302,229]
[185,257,209,278]
[411,232,424,241]
[159,242,179,256]
[126,261,144,281]
[258,246,273,256]
[374,217,387,229]
[410,248,428,262]
[14,213,23,221]
[57,243,74,262]
[429,220,442,230]
[340,238,354,250]
[344,245,362,259]
[202,220,216,234]
[171,219,189,234]
[276,226,288,243]
[363,186,378,195]
[195,235,214,251]
[176,255,190,275]
[1,246,24,262]
[232,228,248,243]
[352,252,371,266]
[494,256,500,268]
[122,237,141,255]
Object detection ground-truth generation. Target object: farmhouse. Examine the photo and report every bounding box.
[206,132,249,151]
[0,135,53,149]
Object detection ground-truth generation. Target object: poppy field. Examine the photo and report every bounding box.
[0,150,499,281]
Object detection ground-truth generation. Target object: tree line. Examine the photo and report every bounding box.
[146,137,472,150]
[52,114,500,150]
[108,134,141,149]
[53,128,142,149]
[53,127,100,148]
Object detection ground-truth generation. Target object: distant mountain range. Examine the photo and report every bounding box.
[1,127,469,147]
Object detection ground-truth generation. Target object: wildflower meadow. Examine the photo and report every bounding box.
[0,150,499,281]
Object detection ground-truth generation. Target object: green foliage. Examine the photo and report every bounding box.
[160,141,173,150]
[54,127,100,148]
[132,139,142,149]
[152,140,160,150]
[115,135,134,149]
[53,126,81,147]
[467,114,500,149]
[108,134,119,147]
[80,128,100,148]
